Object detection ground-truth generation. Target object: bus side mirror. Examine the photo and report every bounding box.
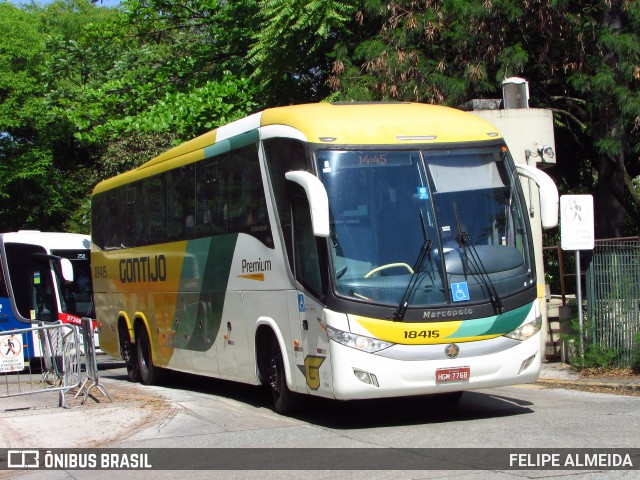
[516,164,559,229]
[285,171,330,237]
[60,258,74,283]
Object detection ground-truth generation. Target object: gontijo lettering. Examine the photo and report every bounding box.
[119,255,167,283]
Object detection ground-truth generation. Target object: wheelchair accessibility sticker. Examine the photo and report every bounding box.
[451,282,470,302]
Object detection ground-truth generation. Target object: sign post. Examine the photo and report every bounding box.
[560,194,595,360]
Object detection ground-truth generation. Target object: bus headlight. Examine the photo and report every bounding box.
[326,325,393,353]
[504,315,542,341]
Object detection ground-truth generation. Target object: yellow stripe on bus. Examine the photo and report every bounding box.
[238,273,265,281]
[352,315,502,345]
[261,103,501,145]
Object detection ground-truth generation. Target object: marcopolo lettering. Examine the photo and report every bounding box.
[423,308,473,319]
[119,255,167,283]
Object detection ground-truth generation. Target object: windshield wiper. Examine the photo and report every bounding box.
[452,202,504,314]
[390,210,433,321]
[452,203,470,277]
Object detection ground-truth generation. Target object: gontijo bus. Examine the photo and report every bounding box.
[0,231,96,362]
[91,102,558,413]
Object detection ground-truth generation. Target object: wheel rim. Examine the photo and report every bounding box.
[268,343,282,398]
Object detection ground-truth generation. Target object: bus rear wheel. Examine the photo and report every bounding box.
[268,335,299,414]
[136,324,163,385]
[119,324,139,382]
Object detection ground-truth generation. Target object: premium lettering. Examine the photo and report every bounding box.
[242,258,272,274]
[119,255,167,283]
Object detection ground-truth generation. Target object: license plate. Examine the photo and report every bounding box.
[435,366,470,383]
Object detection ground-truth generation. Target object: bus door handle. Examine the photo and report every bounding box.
[302,320,308,331]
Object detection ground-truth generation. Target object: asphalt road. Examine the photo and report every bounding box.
[2,359,639,480]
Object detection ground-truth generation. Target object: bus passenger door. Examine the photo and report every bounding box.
[291,198,334,398]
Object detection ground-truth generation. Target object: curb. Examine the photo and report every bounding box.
[536,378,640,393]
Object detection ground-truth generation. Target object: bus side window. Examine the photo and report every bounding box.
[263,138,309,272]
[91,194,105,250]
[292,197,324,299]
[31,263,57,322]
[96,189,123,250]
[196,156,227,237]
[143,175,167,245]
[167,164,196,241]
[123,184,143,248]
[228,145,272,246]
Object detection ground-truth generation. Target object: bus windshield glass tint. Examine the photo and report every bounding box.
[316,147,534,309]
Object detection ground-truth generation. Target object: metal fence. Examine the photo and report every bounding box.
[75,317,112,404]
[0,320,110,408]
[586,239,640,367]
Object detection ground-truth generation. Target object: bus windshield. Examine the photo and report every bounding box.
[52,249,94,319]
[316,146,534,310]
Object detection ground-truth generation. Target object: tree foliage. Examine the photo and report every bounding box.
[0,0,262,232]
[0,0,639,239]
[248,0,359,104]
[51,0,262,144]
[327,0,640,237]
[0,1,105,232]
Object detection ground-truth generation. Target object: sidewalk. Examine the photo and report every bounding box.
[0,372,174,449]
[538,361,640,393]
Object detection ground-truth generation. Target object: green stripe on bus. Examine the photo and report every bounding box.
[204,139,230,159]
[204,130,260,160]
[173,235,238,352]
[451,302,532,338]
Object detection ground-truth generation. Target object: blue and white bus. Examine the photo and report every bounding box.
[0,231,96,363]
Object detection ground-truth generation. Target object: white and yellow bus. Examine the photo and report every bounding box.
[91,103,558,413]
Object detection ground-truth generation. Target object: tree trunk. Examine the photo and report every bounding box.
[594,155,627,238]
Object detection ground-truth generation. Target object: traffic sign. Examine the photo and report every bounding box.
[0,334,24,372]
[560,195,594,250]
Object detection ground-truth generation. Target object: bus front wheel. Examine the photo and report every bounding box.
[136,324,163,385]
[268,335,299,414]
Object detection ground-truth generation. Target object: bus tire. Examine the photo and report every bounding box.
[268,335,299,414]
[136,324,163,385]
[119,323,139,383]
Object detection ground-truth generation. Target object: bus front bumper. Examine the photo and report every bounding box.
[327,333,541,400]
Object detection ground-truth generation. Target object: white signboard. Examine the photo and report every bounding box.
[0,334,24,372]
[560,194,595,251]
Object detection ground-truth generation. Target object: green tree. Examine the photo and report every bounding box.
[55,0,262,145]
[326,0,640,237]
[248,0,359,104]
[0,1,115,232]
[0,1,265,232]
